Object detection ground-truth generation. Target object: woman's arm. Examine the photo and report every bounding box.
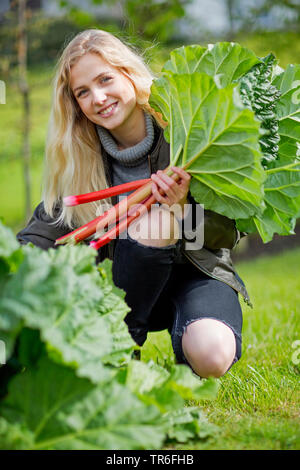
[16,202,71,250]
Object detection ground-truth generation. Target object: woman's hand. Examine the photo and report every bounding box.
[151,166,191,219]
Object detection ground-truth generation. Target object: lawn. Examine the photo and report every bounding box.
[142,248,300,450]
[0,65,53,232]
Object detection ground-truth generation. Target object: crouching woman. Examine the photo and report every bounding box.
[17,29,251,378]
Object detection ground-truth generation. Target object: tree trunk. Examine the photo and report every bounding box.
[18,0,32,223]
[225,0,236,41]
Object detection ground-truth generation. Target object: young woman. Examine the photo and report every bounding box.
[17,29,251,378]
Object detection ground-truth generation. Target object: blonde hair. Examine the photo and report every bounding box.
[43,29,166,230]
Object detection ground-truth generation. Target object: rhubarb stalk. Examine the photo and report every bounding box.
[55,166,180,246]
[63,178,151,207]
[90,194,155,250]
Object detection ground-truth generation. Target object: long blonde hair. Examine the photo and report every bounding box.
[43,29,165,230]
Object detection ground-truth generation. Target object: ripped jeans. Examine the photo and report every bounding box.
[112,234,243,370]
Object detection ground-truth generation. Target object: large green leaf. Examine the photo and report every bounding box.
[94,258,136,368]
[0,243,134,383]
[123,359,218,443]
[237,65,300,240]
[0,222,24,291]
[238,53,281,169]
[162,44,208,74]
[125,360,218,413]
[0,222,25,359]
[150,72,265,219]
[0,356,165,450]
[247,163,300,242]
[151,44,300,241]
[236,157,300,241]
[162,42,261,88]
[162,406,218,443]
[272,64,300,166]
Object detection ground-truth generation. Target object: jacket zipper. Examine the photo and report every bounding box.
[183,251,253,308]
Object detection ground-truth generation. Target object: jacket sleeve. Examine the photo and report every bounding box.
[16,202,71,250]
[203,209,238,250]
[182,192,245,251]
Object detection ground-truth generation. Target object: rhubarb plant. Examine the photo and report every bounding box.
[149,42,300,242]
[236,63,300,239]
[0,221,218,450]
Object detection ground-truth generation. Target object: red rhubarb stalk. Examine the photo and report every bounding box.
[90,168,184,250]
[56,180,154,245]
[55,166,180,246]
[63,178,151,207]
[90,194,155,250]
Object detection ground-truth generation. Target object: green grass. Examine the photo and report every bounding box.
[0,65,53,231]
[141,248,300,450]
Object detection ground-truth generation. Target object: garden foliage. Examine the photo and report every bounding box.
[0,221,218,450]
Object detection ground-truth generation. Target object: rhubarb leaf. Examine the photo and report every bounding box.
[239,53,281,169]
[162,407,218,443]
[0,356,165,450]
[237,160,300,242]
[0,243,134,384]
[0,222,25,359]
[151,44,300,241]
[0,417,35,450]
[236,65,300,241]
[150,72,265,220]
[272,64,300,166]
[0,222,24,289]
[124,360,218,443]
[125,360,218,413]
[162,42,260,87]
[162,44,208,74]
[94,258,136,368]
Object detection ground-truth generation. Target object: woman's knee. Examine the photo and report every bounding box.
[128,205,179,247]
[181,318,236,378]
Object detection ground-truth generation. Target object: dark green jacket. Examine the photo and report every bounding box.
[16,126,252,307]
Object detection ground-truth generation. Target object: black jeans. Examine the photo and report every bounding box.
[112,234,243,370]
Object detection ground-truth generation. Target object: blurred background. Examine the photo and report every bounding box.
[0,0,299,259]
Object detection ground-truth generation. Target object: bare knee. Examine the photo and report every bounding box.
[128,205,179,247]
[181,318,236,378]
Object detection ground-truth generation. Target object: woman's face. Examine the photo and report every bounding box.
[70,52,140,135]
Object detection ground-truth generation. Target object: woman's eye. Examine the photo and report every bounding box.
[101,76,112,83]
[77,89,87,98]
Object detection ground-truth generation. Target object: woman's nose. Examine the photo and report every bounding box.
[93,89,107,105]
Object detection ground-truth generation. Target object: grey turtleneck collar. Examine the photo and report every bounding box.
[96,112,154,167]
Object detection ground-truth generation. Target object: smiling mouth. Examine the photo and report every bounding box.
[97,102,118,116]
